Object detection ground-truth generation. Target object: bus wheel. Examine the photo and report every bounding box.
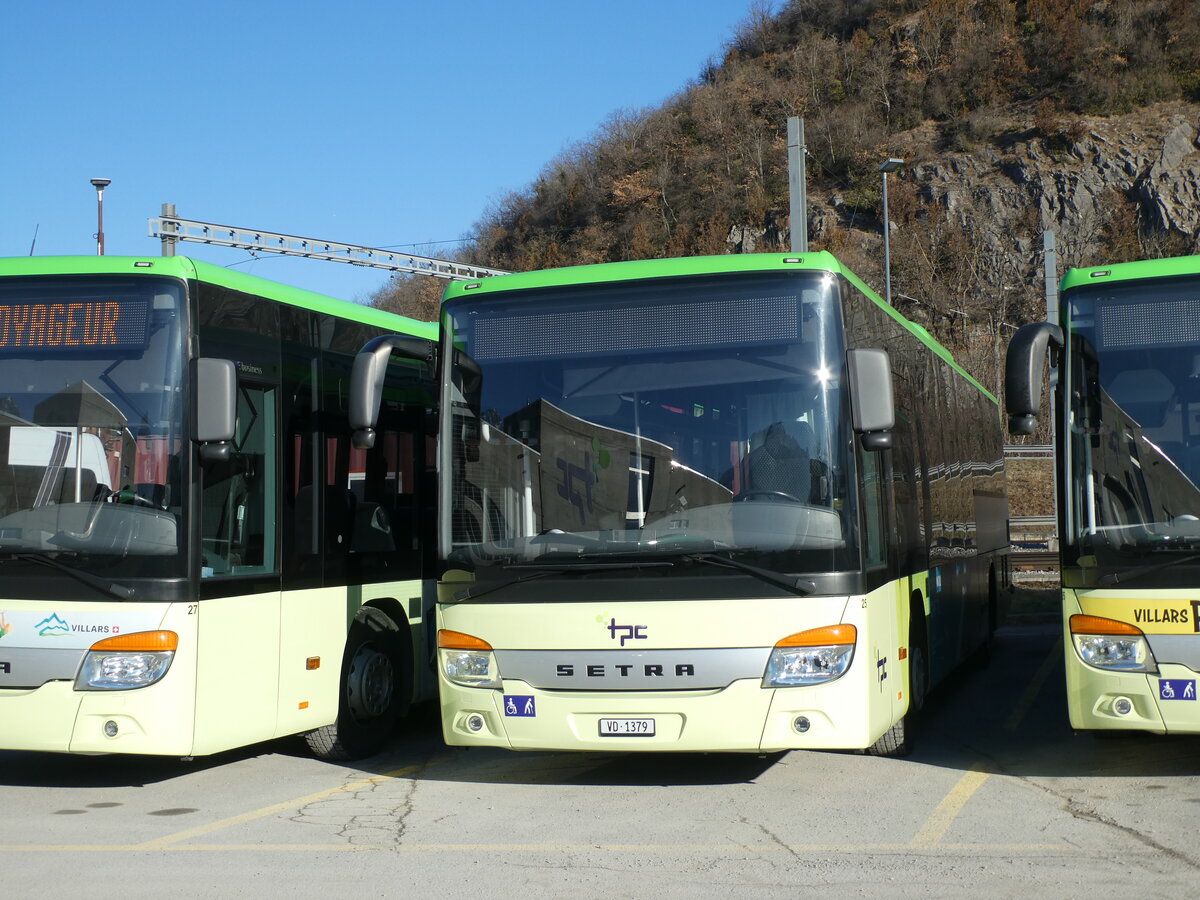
[970,571,999,670]
[865,716,910,758]
[866,604,923,758]
[306,608,408,761]
[908,606,929,715]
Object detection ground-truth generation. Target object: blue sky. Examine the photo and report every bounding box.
[1,1,757,304]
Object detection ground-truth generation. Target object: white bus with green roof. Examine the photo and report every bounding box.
[354,252,1010,755]
[0,256,437,759]
[1007,253,1200,734]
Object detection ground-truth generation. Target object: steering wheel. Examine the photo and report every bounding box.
[735,490,803,504]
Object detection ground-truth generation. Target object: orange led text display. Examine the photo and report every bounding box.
[0,301,147,350]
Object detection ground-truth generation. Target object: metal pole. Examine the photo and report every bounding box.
[161,203,178,257]
[90,178,111,256]
[1043,229,1058,323]
[1043,228,1060,461]
[881,171,892,305]
[787,117,808,252]
[877,158,904,306]
[96,188,105,256]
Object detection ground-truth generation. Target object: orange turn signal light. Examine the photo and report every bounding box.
[775,624,857,647]
[1069,614,1144,637]
[438,629,493,651]
[88,631,178,652]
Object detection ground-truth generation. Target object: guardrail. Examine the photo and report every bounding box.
[1004,444,1053,458]
[1010,515,1055,527]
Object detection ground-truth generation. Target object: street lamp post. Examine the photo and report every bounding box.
[90,177,111,255]
[877,158,904,306]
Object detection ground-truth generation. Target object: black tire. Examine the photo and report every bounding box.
[866,716,910,757]
[969,571,999,670]
[305,608,408,761]
[867,602,925,758]
[908,604,930,716]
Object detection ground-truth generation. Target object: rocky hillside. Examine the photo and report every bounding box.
[372,0,1200,423]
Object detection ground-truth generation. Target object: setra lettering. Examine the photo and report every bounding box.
[555,662,698,678]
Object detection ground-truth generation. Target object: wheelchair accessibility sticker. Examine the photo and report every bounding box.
[504,695,536,717]
[1159,679,1196,701]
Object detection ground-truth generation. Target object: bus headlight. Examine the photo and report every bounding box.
[763,624,856,687]
[75,631,177,690]
[438,629,502,689]
[1070,615,1157,673]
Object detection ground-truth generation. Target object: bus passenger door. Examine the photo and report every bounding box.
[194,379,283,755]
[858,446,906,732]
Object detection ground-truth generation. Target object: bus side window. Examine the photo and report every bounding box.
[201,384,278,577]
[860,448,888,570]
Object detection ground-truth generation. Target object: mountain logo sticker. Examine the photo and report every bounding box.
[34,613,70,637]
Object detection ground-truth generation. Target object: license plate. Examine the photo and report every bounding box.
[598,718,655,737]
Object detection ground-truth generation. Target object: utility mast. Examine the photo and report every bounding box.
[149,207,508,281]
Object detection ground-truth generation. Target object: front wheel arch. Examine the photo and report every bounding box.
[305,605,411,761]
[907,591,930,715]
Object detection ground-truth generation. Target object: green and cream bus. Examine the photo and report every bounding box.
[1007,253,1200,734]
[0,256,437,759]
[355,252,1009,756]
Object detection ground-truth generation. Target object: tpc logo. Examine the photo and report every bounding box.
[606,618,647,647]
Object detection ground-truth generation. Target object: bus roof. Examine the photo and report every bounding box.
[1061,254,1200,292]
[0,255,437,340]
[444,252,994,403]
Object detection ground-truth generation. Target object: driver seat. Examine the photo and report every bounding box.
[745,422,811,501]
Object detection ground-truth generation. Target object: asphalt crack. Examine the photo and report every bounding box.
[962,743,1200,873]
[289,756,433,848]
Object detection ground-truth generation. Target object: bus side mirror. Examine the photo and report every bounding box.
[847,348,894,451]
[350,334,436,449]
[1005,321,1062,435]
[194,358,237,464]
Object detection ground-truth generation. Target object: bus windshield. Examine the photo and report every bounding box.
[0,275,185,576]
[1063,274,1200,585]
[441,271,859,581]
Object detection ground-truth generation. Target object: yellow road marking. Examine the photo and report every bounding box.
[909,764,990,848]
[904,631,1065,848]
[1004,639,1063,733]
[0,841,1075,854]
[0,636,1074,856]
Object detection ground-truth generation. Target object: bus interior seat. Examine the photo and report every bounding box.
[135,483,166,508]
[351,501,396,553]
[324,486,357,552]
[745,422,811,501]
[292,484,360,554]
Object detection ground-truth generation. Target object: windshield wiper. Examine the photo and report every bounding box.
[1098,554,1200,588]
[453,560,675,602]
[682,552,816,597]
[10,553,136,600]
